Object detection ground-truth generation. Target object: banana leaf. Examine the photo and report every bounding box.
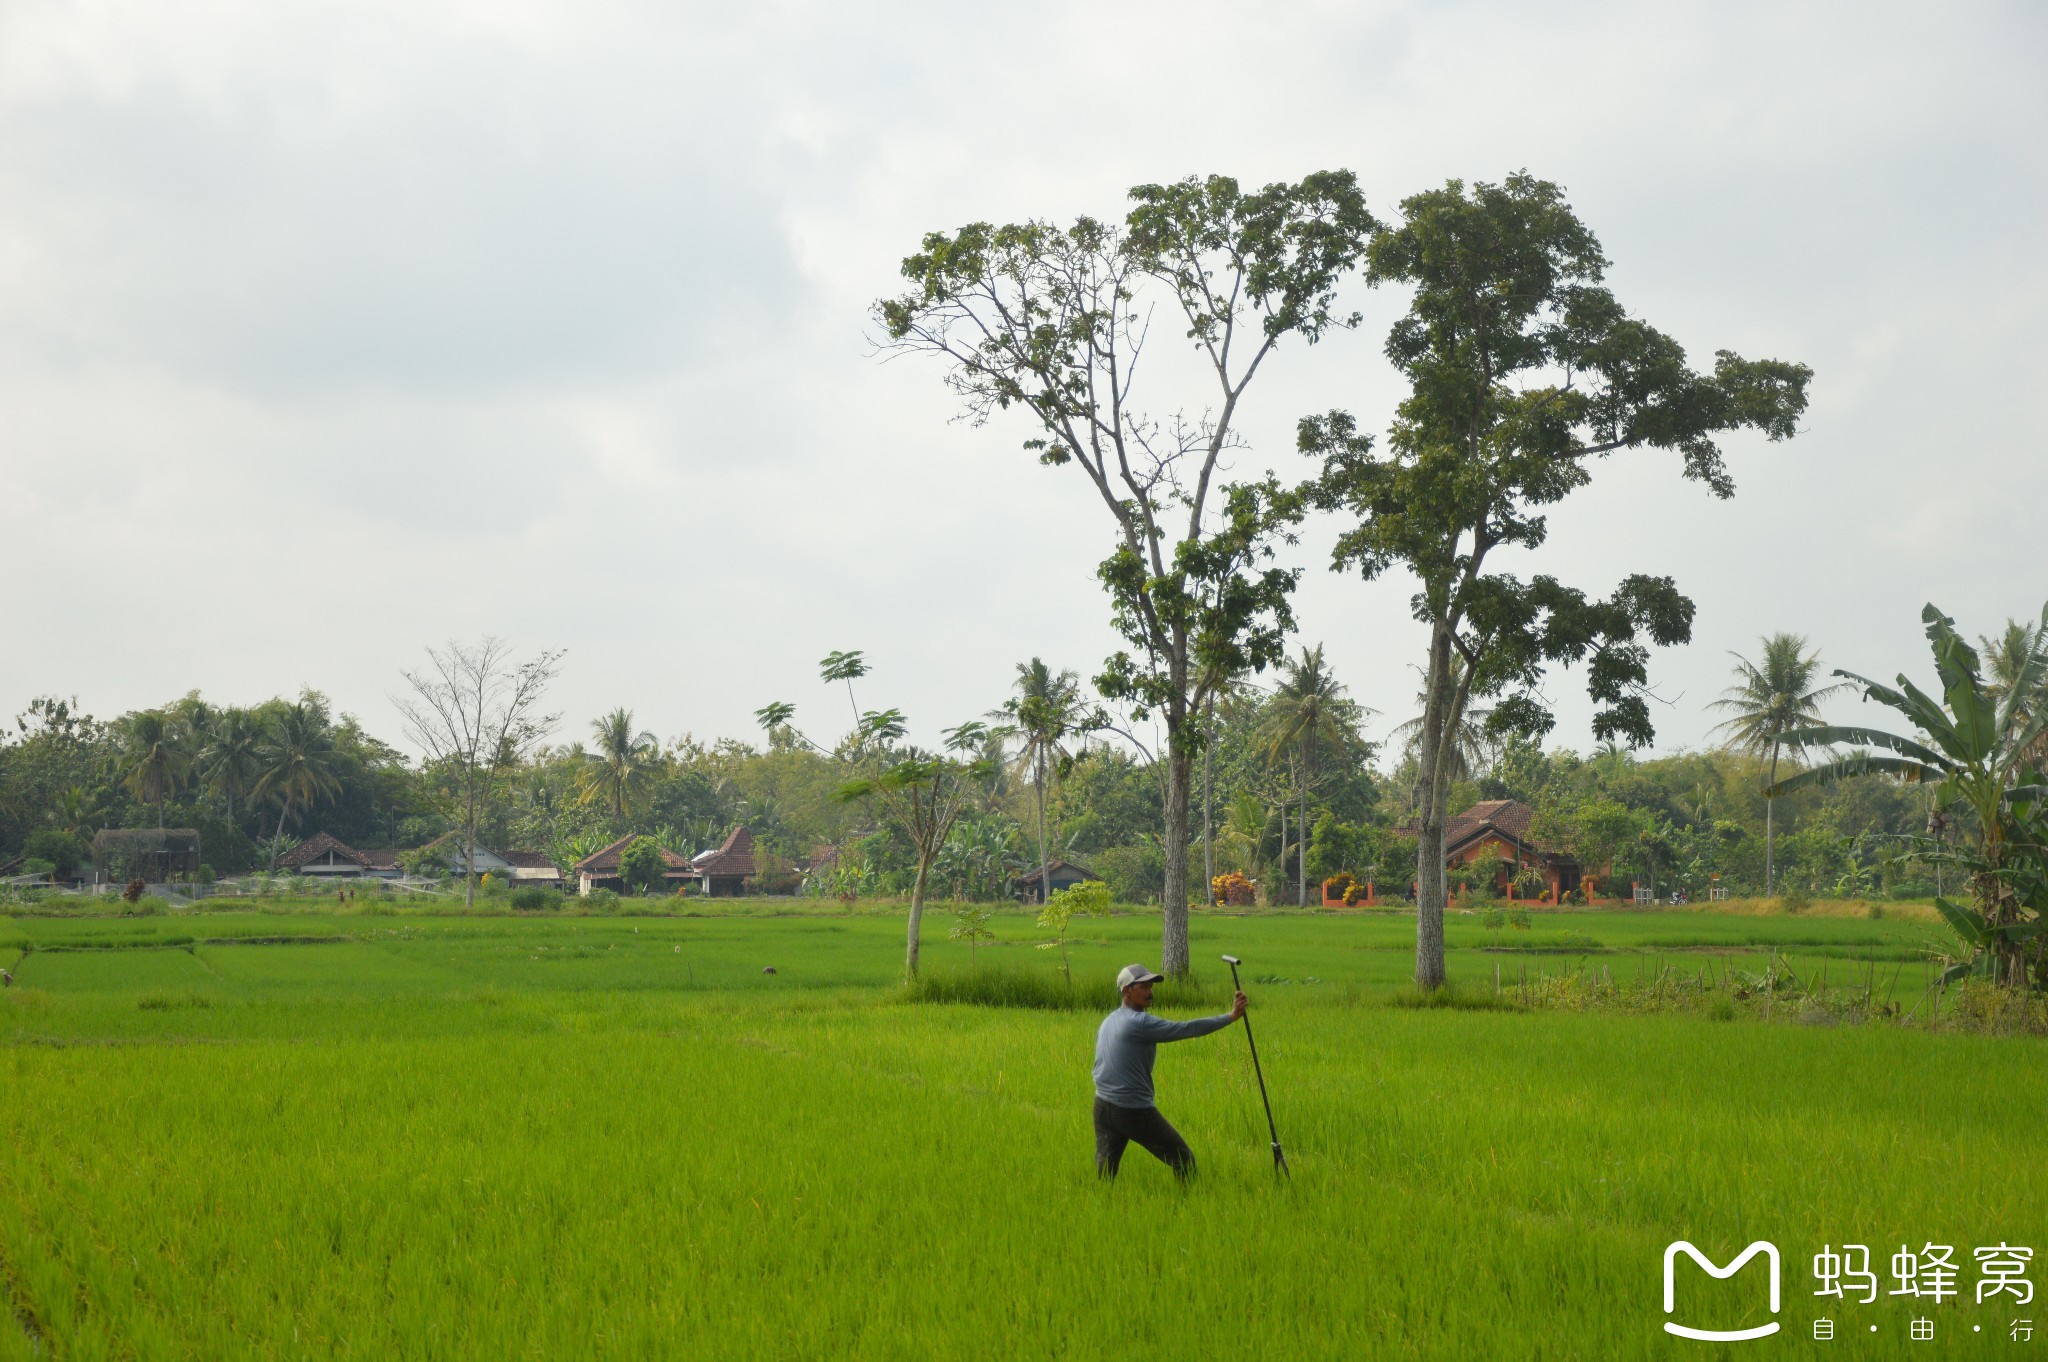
[1934,895,1986,948]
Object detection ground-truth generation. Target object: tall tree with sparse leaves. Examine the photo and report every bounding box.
[878,172,1376,976]
[1304,172,1812,988]
[396,638,563,907]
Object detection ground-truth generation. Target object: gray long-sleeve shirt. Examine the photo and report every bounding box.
[1092,1004,1237,1109]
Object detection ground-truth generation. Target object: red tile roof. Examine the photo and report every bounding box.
[497,850,558,869]
[573,834,690,875]
[690,825,756,880]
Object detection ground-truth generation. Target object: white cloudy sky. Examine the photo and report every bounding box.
[3,0,2044,760]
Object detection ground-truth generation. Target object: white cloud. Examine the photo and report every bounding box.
[2,0,2044,758]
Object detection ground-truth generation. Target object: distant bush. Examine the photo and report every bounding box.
[122,879,146,904]
[194,864,217,885]
[21,858,56,880]
[582,887,620,910]
[23,830,87,879]
[1211,871,1255,906]
[131,895,170,916]
[509,886,558,911]
[1480,908,1506,930]
[1091,844,1163,904]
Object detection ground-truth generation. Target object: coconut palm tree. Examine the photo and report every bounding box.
[1261,646,1354,906]
[197,708,264,827]
[50,786,103,842]
[1710,633,1849,894]
[991,659,1092,904]
[582,708,659,821]
[1980,617,2048,770]
[253,702,342,868]
[120,710,187,829]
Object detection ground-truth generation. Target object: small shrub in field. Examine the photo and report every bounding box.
[1708,997,1738,1022]
[509,886,557,911]
[948,904,995,958]
[195,864,216,885]
[122,879,146,904]
[1211,871,1255,906]
[132,895,170,915]
[1780,880,1812,914]
[1508,910,1531,930]
[582,887,620,911]
[1480,908,1506,930]
[1866,902,1885,920]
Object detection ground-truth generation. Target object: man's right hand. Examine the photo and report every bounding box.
[1229,989,1249,1021]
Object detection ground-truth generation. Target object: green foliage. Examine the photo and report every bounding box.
[23,829,87,879]
[1090,844,1162,905]
[1036,879,1110,985]
[946,904,995,959]
[617,837,669,896]
[1774,601,2048,986]
[580,887,619,910]
[509,886,558,911]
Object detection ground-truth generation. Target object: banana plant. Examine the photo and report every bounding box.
[1769,602,2048,986]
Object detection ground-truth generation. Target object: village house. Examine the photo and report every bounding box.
[1404,799,1588,901]
[1016,859,1101,903]
[572,835,691,895]
[688,825,756,897]
[279,833,563,886]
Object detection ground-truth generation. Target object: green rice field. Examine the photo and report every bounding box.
[0,900,2037,1359]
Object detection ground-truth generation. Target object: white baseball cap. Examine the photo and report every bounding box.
[1116,963,1165,989]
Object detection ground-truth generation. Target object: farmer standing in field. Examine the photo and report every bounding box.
[1092,963,1247,1180]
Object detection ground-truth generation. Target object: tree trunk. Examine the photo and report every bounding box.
[1298,761,1309,908]
[1201,698,1214,902]
[1161,740,1193,978]
[1035,751,1051,907]
[1765,742,1779,896]
[269,797,291,871]
[1412,626,1458,989]
[464,779,478,909]
[906,856,931,979]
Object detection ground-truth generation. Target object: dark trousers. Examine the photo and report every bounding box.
[1093,1098,1196,1180]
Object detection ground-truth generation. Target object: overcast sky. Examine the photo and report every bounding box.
[3,0,2044,763]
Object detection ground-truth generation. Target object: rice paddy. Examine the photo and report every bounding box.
[0,900,2037,1359]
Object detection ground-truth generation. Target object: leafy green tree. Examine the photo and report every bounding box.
[837,721,994,979]
[1304,172,1812,988]
[992,659,1094,904]
[253,701,342,867]
[196,707,264,827]
[49,785,103,842]
[1038,879,1110,987]
[948,902,996,961]
[1709,633,1849,893]
[879,171,1377,977]
[618,836,669,896]
[119,710,187,828]
[582,708,659,820]
[396,638,562,908]
[1770,603,2048,986]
